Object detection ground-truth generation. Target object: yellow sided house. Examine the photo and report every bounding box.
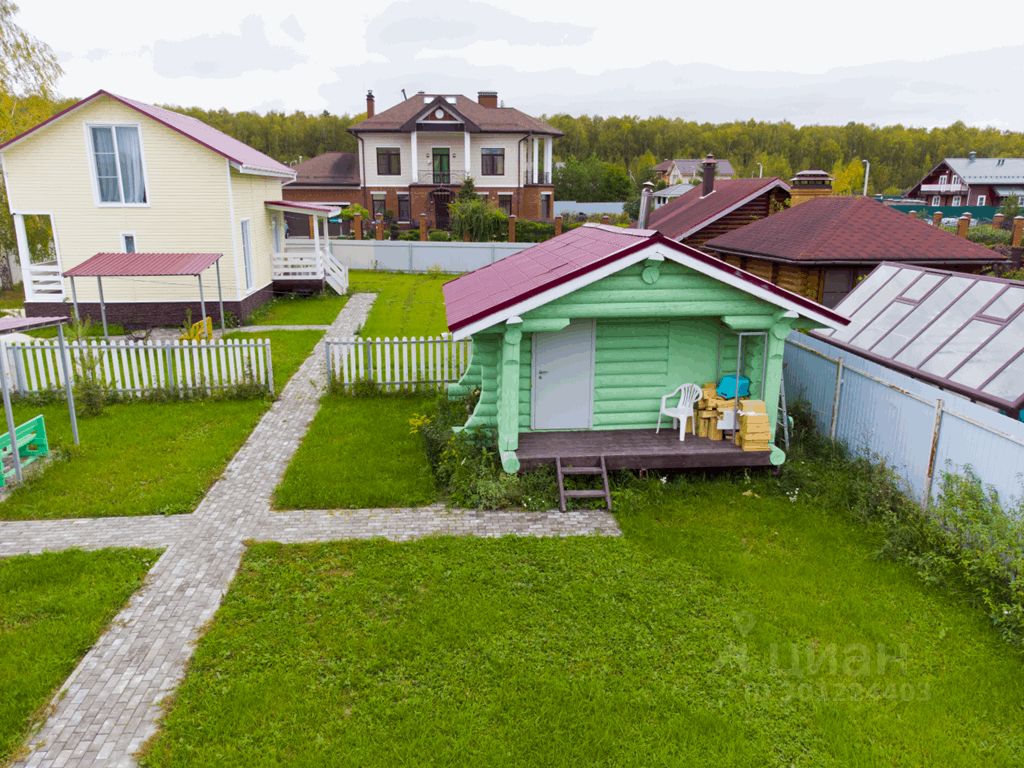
[0,90,346,327]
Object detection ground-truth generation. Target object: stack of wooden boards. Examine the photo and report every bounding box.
[695,382,733,442]
[694,382,771,452]
[735,399,771,452]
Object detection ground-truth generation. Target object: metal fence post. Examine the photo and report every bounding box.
[922,399,944,508]
[829,359,845,440]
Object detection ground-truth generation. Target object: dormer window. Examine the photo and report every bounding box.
[90,125,147,205]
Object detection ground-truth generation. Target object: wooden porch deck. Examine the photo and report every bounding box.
[516,429,773,472]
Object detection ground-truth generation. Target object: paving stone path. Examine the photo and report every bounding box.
[0,293,620,767]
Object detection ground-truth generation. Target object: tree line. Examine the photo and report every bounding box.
[157,109,1024,199]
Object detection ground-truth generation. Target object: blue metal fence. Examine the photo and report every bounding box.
[784,332,1024,511]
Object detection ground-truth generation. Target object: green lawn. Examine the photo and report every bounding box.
[0,399,268,520]
[0,287,25,310]
[349,270,452,338]
[2,548,160,763]
[223,330,323,389]
[144,474,1024,767]
[274,393,437,509]
[244,293,348,326]
[0,331,320,521]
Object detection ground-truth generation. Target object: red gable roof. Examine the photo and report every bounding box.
[647,177,789,240]
[443,224,848,335]
[705,196,1005,264]
[0,90,294,178]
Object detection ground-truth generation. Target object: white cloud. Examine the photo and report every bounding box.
[14,0,1024,127]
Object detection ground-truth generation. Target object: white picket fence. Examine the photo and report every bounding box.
[326,335,471,389]
[0,337,275,397]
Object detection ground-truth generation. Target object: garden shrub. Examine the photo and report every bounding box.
[427,230,451,242]
[416,395,557,510]
[397,229,420,241]
[515,219,555,243]
[967,224,1012,247]
[783,399,1024,646]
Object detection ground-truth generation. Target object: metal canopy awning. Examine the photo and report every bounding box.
[264,200,341,217]
[0,315,79,483]
[62,252,226,336]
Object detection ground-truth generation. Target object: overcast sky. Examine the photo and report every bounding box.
[19,0,1024,128]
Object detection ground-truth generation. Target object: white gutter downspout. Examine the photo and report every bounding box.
[225,160,242,302]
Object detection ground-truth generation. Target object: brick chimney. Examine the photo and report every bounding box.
[477,91,498,108]
[701,154,717,197]
[366,90,375,118]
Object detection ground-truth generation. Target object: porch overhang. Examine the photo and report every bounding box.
[265,200,341,218]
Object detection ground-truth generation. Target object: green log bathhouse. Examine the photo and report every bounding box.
[442,224,848,474]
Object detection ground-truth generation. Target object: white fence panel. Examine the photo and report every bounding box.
[285,238,529,274]
[0,337,274,398]
[326,335,471,390]
[785,332,1024,510]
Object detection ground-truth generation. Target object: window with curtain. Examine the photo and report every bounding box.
[397,194,411,221]
[90,125,147,204]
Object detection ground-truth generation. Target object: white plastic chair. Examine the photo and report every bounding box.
[656,383,703,441]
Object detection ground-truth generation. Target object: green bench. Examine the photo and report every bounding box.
[0,414,49,487]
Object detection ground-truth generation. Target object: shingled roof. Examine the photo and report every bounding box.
[350,93,561,136]
[706,197,1006,265]
[289,152,360,187]
[647,177,790,241]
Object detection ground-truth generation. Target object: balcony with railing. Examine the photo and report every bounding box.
[524,170,552,185]
[415,170,467,186]
[920,182,968,194]
[25,262,64,302]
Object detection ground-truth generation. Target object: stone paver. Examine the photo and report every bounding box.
[4,295,620,767]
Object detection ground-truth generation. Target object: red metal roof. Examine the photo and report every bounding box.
[705,196,1005,264]
[64,253,222,278]
[443,224,848,334]
[0,91,294,178]
[0,316,67,333]
[647,178,789,240]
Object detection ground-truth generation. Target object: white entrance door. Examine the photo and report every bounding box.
[532,320,594,430]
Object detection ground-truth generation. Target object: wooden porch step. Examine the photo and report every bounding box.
[560,465,603,475]
[555,455,612,512]
[564,489,608,499]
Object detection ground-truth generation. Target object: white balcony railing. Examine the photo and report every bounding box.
[272,251,324,281]
[920,183,968,194]
[25,262,64,302]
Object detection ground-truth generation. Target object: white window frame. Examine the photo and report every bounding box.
[976,194,987,206]
[240,218,254,291]
[952,196,961,207]
[84,122,151,208]
[939,174,948,185]
[121,232,137,253]
[931,195,941,206]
